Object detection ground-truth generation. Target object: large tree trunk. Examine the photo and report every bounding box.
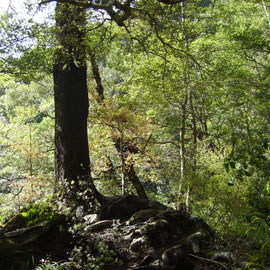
[53,3,91,201]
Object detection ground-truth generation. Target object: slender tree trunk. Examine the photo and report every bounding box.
[90,51,105,102]
[189,89,197,161]
[29,124,33,177]
[126,163,148,199]
[178,1,189,209]
[29,124,34,193]
[119,134,127,195]
[262,0,270,26]
[200,94,208,138]
[178,93,188,208]
[90,53,148,199]
[114,138,148,199]
[54,3,92,203]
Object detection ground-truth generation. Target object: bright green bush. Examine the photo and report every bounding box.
[21,199,58,227]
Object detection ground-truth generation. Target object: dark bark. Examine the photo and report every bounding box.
[126,163,148,199]
[53,3,92,201]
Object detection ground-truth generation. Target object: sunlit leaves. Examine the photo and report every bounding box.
[0,75,54,191]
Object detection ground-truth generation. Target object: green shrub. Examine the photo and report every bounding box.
[35,260,78,270]
[21,200,58,227]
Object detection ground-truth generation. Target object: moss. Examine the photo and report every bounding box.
[3,214,27,231]
[3,201,58,232]
[21,202,58,227]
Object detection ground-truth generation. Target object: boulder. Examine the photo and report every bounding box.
[0,195,245,270]
[0,215,71,270]
[99,194,167,221]
[88,207,213,269]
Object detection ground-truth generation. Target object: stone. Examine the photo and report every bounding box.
[86,220,113,232]
[211,252,237,264]
[4,221,52,245]
[161,244,183,265]
[130,237,146,252]
[140,255,155,266]
[83,214,99,224]
[99,194,167,221]
[128,209,160,225]
[0,215,71,270]
[187,231,206,254]
[75,206,85,219]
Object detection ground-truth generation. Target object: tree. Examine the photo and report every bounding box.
[0,75,55,211]
[53,2,92,204]
[90,51,148,198]
[45,0,186,205]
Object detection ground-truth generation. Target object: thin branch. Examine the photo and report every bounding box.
[0,176,23,182]
[141,133,152,153]
[40,0,184,26]
[188,254,229,270]
[86,19,107,33]
[40,0,133,26]
[157,0,184,4]
[149,140,180,148]
[11,186,24,197]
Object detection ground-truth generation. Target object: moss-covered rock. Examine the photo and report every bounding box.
[0,215,71,270]
[0,195,246,270]
[81,207,214,269]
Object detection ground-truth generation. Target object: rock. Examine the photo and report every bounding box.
[93,205,213,269]
[83,213,99,224]
[2,213,26,232]
[211,251,237,264]
[76,206,85,219]
[189,214,212,233]
[237,261,248,268]
[128,209,160,225]
[161,244,184,265]
[140,255,155,266]
[162,244,194,269]
[99,194,167,221]
[86,220,113,232]
[0,195,238,270]
[187,231,206,254]
[4,221,52,245]
[130,237,146,252]
[0,215,71,270]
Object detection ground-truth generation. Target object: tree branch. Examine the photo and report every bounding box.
[40,0,133,26]
[188,254,229,270]
[40,0,183,26]
[157,0,184,4]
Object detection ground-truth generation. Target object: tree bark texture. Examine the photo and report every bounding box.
[54,3,91,198]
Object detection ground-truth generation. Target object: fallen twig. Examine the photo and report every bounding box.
[188,254,229,270]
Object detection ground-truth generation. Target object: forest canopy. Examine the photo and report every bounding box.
[0,0,270,268]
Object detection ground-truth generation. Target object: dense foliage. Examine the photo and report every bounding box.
[0,0,269,268]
